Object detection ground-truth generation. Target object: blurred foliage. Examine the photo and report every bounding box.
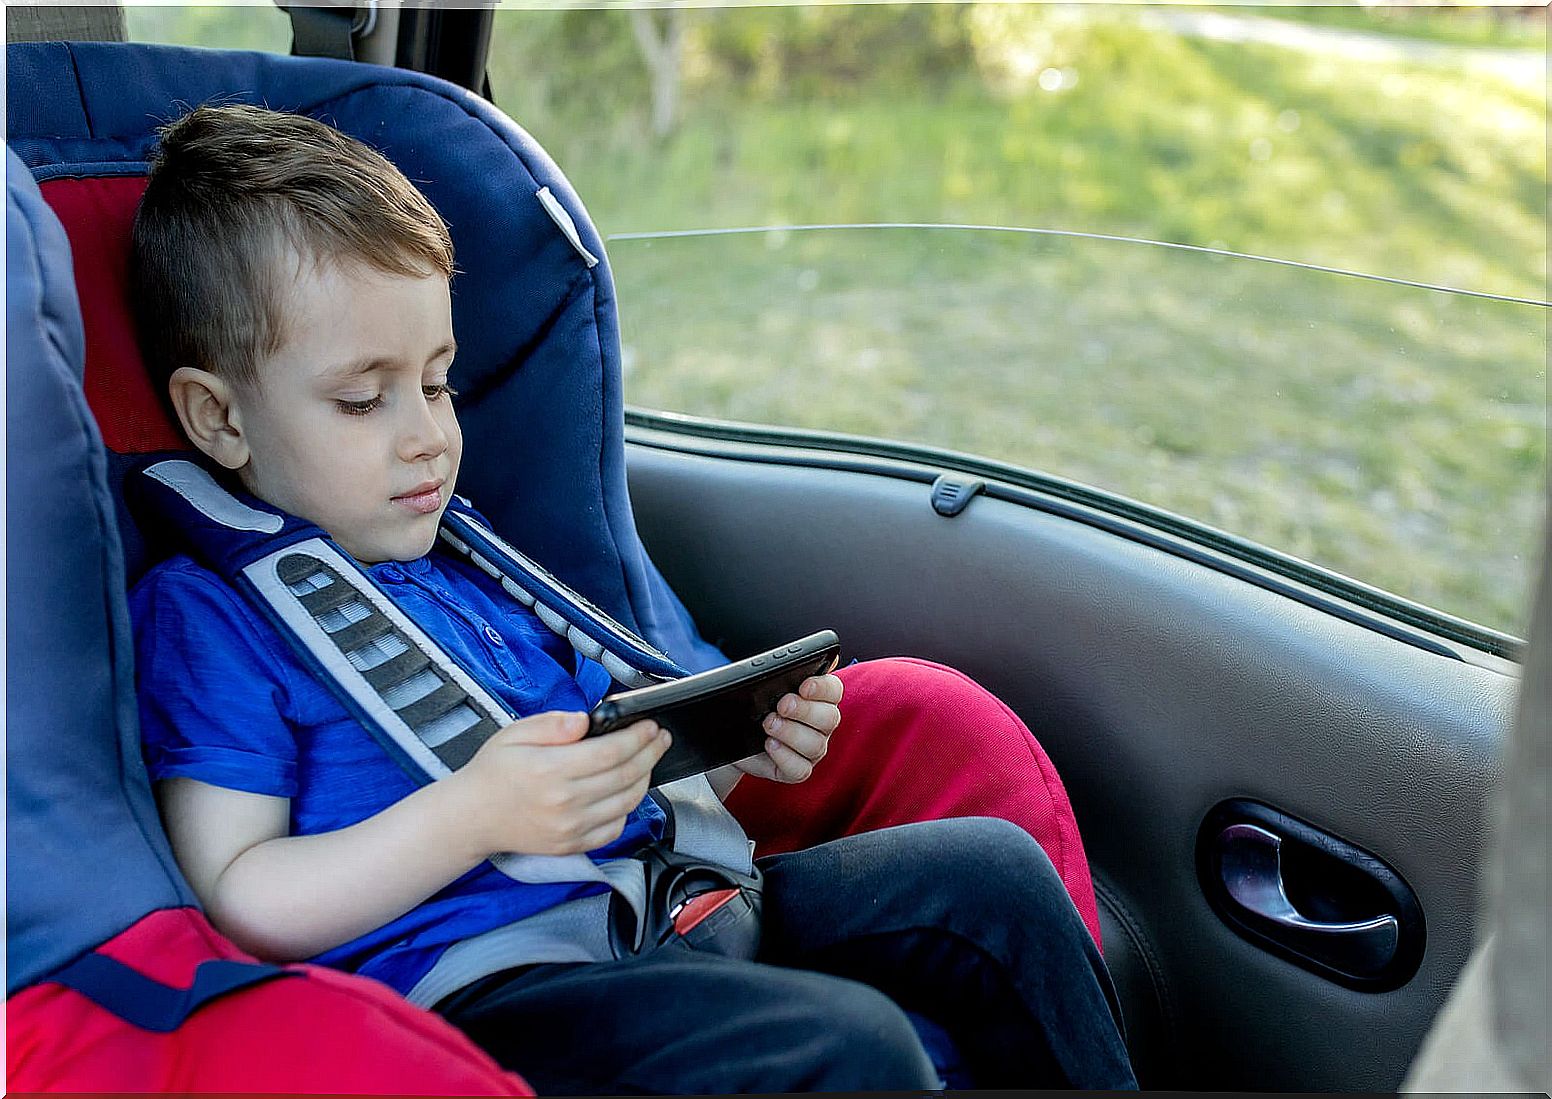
[489,3,1548,633]
[490,7,651,133]
[961,4,1094,95]
[488,6,1546,300]
[124,3,291,53]
[689,5,974,98]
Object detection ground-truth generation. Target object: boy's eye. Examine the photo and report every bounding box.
[424,383,458,401]
[336,396,383,416]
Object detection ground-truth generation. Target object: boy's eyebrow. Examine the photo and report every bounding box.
[326,341,458,379]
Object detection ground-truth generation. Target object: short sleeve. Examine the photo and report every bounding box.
[130,559,300,797]
[576,656,612,707]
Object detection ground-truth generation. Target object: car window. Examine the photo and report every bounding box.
[488,3,1548,641]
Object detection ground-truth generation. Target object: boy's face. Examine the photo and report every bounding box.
[227,257,462,563]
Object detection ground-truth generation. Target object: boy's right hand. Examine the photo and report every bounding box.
[449,711,671,858]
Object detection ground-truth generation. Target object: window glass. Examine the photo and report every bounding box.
[123,3,291,54]
[490,3,1548,638]
[611,229,1545,637]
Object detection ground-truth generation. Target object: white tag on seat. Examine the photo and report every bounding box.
[536,186,599,268]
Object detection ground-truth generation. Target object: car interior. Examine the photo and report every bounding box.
[6,4,1547,1093]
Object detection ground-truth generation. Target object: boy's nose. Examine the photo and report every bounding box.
[399,399,450,462]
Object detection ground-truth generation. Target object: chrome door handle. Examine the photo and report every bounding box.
[1219,823,1400,974]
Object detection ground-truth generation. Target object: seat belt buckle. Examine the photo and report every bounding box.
[669,886,761,955]
[670,888,741,935]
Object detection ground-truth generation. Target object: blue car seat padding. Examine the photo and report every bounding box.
[46,952,291,1034]
[2,138,534,1099]
[5,147,200,993]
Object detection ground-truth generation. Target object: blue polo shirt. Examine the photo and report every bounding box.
[130,550,667,996]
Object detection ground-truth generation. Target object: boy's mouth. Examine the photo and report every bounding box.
[392,479,445,515]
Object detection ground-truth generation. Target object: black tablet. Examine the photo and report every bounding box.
[588,629,842,786]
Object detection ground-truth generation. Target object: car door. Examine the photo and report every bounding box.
[608,223,1537,1090]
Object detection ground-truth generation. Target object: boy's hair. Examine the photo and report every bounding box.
[130,104,455,390]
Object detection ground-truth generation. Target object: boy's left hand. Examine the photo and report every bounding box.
[734,673,843,784]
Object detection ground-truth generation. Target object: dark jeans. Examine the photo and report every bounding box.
[436,817,1137,1093]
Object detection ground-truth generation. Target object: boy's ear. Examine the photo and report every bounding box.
[167,367,250,471]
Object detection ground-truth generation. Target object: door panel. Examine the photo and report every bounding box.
[624,433,1516,1090]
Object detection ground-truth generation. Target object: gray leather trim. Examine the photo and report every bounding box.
[625,442,1518,1091]
[1093,873,1173,1086]
[1490,516,1548,1084]
[6,5,126,45]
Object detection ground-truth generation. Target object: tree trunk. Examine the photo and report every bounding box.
[629,7,686,139]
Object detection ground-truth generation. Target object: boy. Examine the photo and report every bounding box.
[129,104,1134,1093]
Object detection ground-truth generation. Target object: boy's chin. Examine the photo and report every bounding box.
[344,529,441,565]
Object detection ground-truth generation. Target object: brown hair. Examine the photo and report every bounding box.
[130,104,455,390]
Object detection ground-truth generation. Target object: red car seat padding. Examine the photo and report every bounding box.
[40,175,183,454]
[5,907,532,1094]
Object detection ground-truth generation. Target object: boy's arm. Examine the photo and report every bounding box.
[161,711,671,962]
[160,774,488,962]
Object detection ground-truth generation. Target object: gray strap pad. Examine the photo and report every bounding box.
[246,538,620,891]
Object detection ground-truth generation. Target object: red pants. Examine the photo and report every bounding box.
[728,657,1102,945]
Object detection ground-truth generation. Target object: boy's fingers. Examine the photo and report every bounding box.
[578,819,631,852]
[761,736,815,783]
[557,720,669,778]
[504,711,589,746]
[567,737,666,800]
[763,716,828,765]
[773,695,840,734]
[595,776,654,823]
[734,752,780,782]
[798,674,843,704]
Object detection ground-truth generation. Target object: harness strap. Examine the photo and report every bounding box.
[405,893,615,1008]
[247,533,640,893]
[654,776,757,874]
[247,537,510,782]
[49,951,291,1033]
[441,504,686,686]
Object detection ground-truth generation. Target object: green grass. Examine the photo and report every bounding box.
[500,15,1546,301]
[124,3,292,54]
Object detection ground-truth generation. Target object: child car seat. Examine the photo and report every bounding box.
[7,39,1104,1086]
[6,144,531,1093]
